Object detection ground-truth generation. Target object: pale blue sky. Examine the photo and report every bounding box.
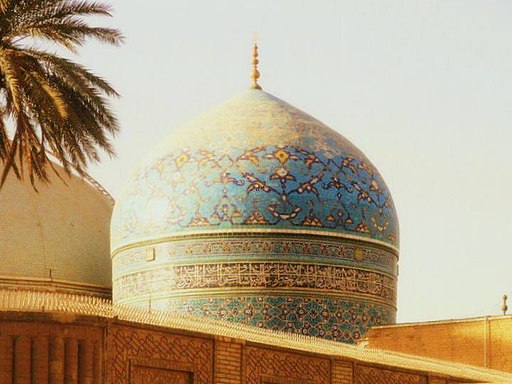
[82,0,512,323]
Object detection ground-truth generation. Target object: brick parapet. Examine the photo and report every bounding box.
[367,316,512,373]
[0,309,507,383]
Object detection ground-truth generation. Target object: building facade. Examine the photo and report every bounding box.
[0,291,510,383]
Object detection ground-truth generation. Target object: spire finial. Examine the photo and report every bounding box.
[502,294,508,315]
[250,38,262,90]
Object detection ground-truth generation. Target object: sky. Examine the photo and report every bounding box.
[78,0,512,323]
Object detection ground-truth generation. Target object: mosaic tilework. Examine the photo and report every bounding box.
[112,235,397,343]
[112,90,399,251]
[114,261,396,305]
[113,234,397,324]
[171,296,395,344]
[113,145,398,249]
[113,234,398,275]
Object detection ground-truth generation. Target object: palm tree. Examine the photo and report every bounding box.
[0,0,123,186]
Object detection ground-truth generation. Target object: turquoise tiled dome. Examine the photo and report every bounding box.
[112,90,398,250]
[111,89,399,343]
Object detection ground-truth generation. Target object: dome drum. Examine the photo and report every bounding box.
[113,232,397,343]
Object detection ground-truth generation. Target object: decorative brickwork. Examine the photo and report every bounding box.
[131,366,192,384]
[129,359,194,384]
[356,365,426,384]
[107,325,213,384]
[243,346,330,384]
[0,292,509,383]
[428,378,447,384]
[261,376,314,384]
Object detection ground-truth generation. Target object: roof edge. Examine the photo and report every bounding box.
[0,289,509,383]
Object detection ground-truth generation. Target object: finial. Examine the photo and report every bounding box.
[250,39,262,90]
[502,294,508,315]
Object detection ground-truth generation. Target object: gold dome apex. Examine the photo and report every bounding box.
[250,41,262,90]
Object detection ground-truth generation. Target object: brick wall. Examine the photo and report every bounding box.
[332,361,354,384]
[215,337,243,384]
[0,312,103,383]
[0,311,479,384]
[366,316,512,373]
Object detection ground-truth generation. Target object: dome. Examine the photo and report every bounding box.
[112,89,399,343]
[0,163,113,297]
[112,90,398,248]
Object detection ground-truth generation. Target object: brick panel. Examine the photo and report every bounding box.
[333,361,353,384]
[215,338,242,384]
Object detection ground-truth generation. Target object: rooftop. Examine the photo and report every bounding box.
[0,289,510,383]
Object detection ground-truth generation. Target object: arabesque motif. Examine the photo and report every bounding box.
[111,90,399,251]
[174,296,394,343]
[114,144,398,249]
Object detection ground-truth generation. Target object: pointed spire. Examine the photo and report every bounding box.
[250,40,262,90]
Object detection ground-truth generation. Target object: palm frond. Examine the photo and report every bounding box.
[0,0,11,14]
[0,48,23,112]
[2,0,123,50]
[0,0,123,187]
[25,49,119,96]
